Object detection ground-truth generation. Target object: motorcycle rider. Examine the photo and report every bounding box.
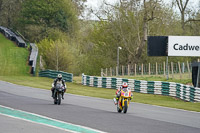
[51,74,66,99]
[113,82,132,105]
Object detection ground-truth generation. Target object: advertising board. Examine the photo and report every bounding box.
[168,36,200,56]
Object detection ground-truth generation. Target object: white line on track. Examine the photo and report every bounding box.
[0,105,107,133]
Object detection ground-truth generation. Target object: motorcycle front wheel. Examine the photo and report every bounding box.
[117,102,122,113]
[57,93,61,105]
[54,93,57,104]
[123,101,128,113]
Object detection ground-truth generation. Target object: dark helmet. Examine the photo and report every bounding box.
[57,74,62,80]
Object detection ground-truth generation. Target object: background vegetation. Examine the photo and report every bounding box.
[0,0,200,76]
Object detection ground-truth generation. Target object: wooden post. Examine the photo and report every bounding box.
[110,67,112,77]
[105,68,107,77]
[168,64,170,78]
[187,61,190,78]
[156,62,158,75]
[40,55,44,70]
[149,63,151,75]
[178,62,182,79]
[135,64,137,76]
[141,63,143,76]
[163,62,165,76]
[101,68,103,77]
[122,65,124,76]
[128,64,130,76]
[171,62,174,79]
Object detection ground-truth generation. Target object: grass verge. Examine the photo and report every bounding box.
[0,33,30,76]
[118,74,192,85]
[0,76,199,112]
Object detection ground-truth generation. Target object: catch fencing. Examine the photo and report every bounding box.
[39,70,73,82]
[82,74,200,102]
[101,61,194,79]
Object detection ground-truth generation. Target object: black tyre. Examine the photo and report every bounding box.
[57,93,61,105]
[123,101,128,113]
[117,102,122,113]
[54,94,57,104]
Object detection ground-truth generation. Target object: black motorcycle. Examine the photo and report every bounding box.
[53,83,65,105]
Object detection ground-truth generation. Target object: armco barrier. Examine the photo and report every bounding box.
[39,70,73,82]
[0,26,27,47]
[82,74,200,102]
[29,43,38,75]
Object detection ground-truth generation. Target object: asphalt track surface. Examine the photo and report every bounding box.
[0,80,200,133]
[0,114,69,133]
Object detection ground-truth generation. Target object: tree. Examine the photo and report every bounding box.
[79,0,193,75]
[174,0,200,34]
[88,0,169,64]
[0,0,23,28]
[174,0,189,32]
[0,0,2,12]
[19,0,78,41]
[189,11,200,36]
[72,0,87,17]
[38,38,75,72]
[134,0,165,62]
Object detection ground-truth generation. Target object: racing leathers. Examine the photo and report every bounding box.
[51,78,66,99]
[114,86,133,105]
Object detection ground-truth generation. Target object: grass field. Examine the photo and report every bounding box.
[0,33,200,112]
[0,33,30,76]
[120,75,192,85]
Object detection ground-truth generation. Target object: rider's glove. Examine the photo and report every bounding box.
[131,93,133,100]
[117,91,121,97]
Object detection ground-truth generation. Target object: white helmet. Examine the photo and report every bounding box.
[57,74,62,80]
[122,82,128,88]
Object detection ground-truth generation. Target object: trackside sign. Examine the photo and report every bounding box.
[168,36,200,56]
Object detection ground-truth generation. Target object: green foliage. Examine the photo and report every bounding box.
[78,1,200,75]
[72,0,87,16]
[46,28,69,41]
[189,13,200,36]
[0,0,23,28]
[78,21,120,75]
[21,0,75,31]
[18,0,78,41]
[38,38,76,73]
[1,0,200,76]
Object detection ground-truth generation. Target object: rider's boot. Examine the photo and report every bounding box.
[62,92,64,99]
[113,98,117,105]
[51,91,54,98]
[51,88,54,98]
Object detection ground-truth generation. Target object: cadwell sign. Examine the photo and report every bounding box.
[168,36,200,56]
